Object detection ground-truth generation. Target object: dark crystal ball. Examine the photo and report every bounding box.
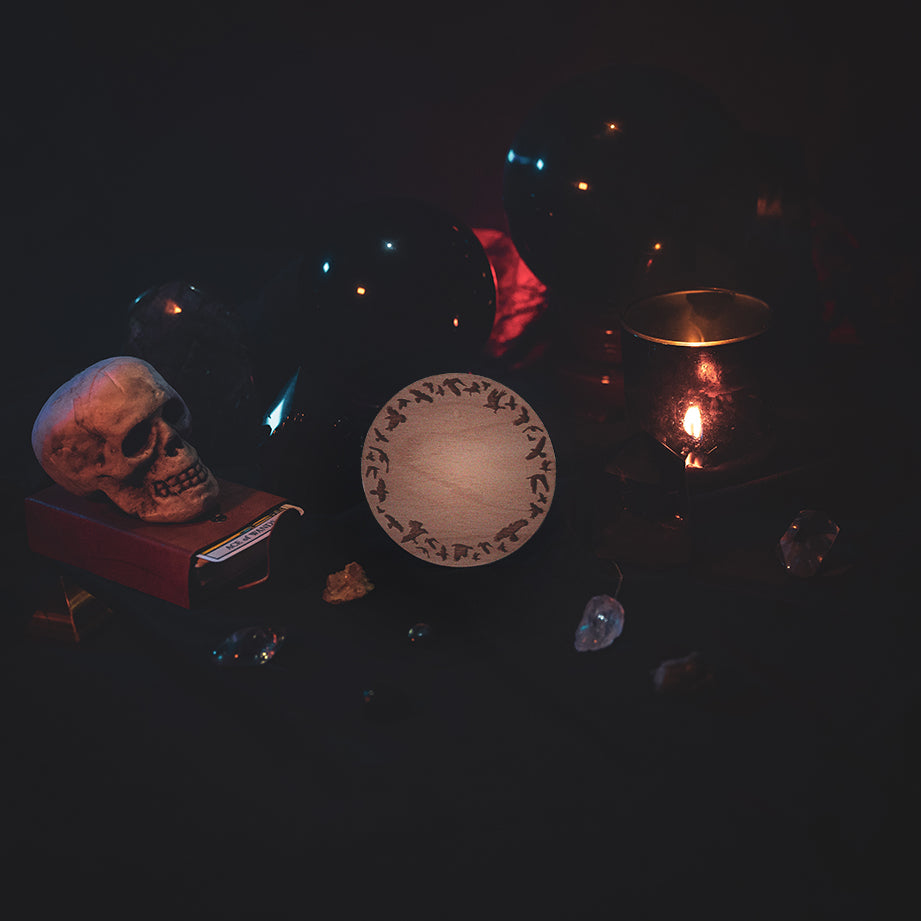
[294,197,498,405]
[502,65,744,305]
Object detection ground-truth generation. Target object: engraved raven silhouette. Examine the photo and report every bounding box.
[525,436,547,460]
[401,520,428,543]
[366,447,390,472]
[484,389,507,412]
[385,406,406,430]
[383,513,404,532]
[494,519,529,542]
[528,472,549,494]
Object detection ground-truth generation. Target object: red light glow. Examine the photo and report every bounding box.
[696,359,720,387]
[757,195,783,218]
[472,227,548,364]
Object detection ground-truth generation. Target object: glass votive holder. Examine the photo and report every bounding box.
[620,288,773,482]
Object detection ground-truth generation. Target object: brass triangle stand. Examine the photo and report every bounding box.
[30,572,113,644]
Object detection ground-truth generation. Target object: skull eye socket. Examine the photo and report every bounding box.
[121,420,152,457]
[162,397,185,425]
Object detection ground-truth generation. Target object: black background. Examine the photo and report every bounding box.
[2,3,917,918]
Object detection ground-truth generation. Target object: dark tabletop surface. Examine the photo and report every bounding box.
[2,4,917,919]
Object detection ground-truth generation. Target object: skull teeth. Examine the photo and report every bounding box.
[153,462,210,498]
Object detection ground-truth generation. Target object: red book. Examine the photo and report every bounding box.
[24,479,303,608]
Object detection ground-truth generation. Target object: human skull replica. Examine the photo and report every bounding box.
[31,357,220,522]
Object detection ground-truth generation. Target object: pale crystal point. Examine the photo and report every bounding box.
[778,509,840,578]
[574,595,624,652]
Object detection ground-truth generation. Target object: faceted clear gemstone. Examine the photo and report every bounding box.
[212,626,285,666]
[361,681,410,720]
[574,594,625,652]
[778,509,840,578]
[407,623,433,645]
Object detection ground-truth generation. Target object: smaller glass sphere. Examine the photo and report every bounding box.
[407,623,433,645]
[502,65,744,304]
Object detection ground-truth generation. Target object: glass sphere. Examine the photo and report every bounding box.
[502,65,743,306]
[258,366,370,514]
[407,623,434,645]
[125,280,262,466]
[256,200,498,513]
[296,196,497,404]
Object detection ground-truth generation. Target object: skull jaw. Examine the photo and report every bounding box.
[106,469,221,523]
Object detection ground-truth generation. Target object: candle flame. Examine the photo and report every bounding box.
[683,405,703,439]
[163,300,182,315]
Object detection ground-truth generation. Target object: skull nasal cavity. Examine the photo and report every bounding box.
[164,431,184,457]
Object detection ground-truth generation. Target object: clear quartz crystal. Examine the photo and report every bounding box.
[574,595,625,652]
[212,627,285,666]
[778,509,840,578]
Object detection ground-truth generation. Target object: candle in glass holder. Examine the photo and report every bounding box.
[621,289,772,475]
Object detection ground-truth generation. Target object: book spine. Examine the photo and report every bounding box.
[24,498,193,607]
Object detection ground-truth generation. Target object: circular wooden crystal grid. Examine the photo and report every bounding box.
[362,373,556,567]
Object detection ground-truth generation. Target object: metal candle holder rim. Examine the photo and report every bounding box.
[620,288,772,348]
